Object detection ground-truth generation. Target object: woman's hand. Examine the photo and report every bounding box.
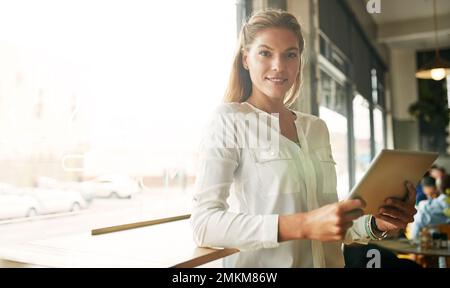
[373,181,417,232]
[279,199,365,242]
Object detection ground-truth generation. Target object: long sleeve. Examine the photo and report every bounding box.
[344,215,371,245]
[190,105,280,251]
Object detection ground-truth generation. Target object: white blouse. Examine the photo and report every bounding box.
[191,102,372,268]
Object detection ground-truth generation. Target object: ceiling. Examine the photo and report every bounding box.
[365,0,450,50]
[369,0,450,24]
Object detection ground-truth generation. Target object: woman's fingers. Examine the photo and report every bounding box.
[339,199,365,212]
[376,213,407,229]
[342,208,364,223]
[383,198,417,216]
[378,206,414,223]
[380,182,418,225]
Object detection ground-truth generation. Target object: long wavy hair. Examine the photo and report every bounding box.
[223,9,305,107]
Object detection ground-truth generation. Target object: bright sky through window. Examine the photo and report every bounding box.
[0,0,237,177]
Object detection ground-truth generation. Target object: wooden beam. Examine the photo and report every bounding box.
[171,247,239,268]
[91,214,191,235]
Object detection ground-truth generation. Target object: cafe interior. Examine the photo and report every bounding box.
[0,0,449,268]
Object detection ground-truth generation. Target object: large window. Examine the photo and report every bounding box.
[0,0,237,243]
[318,0,387,194]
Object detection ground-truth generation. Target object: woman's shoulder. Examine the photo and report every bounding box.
[292,110,321,122]
[211,102,253,115]
[291,110,331,145]
[292,110,329,131]
[203,102,250,132]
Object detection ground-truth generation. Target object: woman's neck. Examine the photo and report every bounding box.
[246,94,286,115]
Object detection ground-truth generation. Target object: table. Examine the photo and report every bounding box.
[0,219,238,267]
[375,238,450,267]
[376,238,450,257]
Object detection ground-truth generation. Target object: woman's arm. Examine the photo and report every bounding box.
[191,105,280,251]
[191,153,280,251]
[278,199,365,242]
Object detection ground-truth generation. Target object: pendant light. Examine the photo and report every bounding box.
[415,0,450,81]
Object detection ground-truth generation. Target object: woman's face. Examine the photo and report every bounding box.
[243,27,301,102]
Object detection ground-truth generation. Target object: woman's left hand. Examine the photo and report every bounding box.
[374,181,417,232]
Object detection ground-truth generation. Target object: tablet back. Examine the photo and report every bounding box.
[348,149,438,215]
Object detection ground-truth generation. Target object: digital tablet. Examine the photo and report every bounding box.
[347,149,438,215]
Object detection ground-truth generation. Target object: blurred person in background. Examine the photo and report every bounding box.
[430,165,446,189]
[411,174,450,239]
[415,172,430,204]
[420,175,439,201]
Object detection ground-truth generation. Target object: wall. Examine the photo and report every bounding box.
[344,0,389,64]
[389,48,420,150]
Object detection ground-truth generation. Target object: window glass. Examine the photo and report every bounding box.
[353,94,371,184]
[319,70,349,199]
[373,107,384,155]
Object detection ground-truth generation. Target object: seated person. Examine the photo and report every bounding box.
[420,176,439,200]
[416,172,430,204]
[416,181,427,204]
[411,175,450,239]
[430,165,446,187]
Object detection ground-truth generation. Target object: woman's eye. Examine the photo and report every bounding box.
[287,52,298,59]
[259,50,270,57]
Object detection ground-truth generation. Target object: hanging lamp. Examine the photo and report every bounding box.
[415,0,450,81]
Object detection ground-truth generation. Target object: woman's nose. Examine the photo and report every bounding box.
[271,56,285,71]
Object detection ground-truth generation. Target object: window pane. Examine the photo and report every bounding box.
[319,71,349,199]
[353,94,371,184]
[373,107,384,155]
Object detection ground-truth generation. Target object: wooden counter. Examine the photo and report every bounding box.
[0,219,238,268]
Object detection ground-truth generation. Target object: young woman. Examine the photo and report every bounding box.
[191,9,417,268]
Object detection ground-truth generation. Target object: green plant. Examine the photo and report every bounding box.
[409,79,449,153]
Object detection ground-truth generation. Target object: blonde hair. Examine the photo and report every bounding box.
[223,9,305,107]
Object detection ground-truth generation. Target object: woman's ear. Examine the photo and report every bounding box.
[242,50,249,70]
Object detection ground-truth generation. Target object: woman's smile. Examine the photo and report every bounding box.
[265,76,288,85]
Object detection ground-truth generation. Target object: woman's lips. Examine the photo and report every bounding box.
[265,77,287,84]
